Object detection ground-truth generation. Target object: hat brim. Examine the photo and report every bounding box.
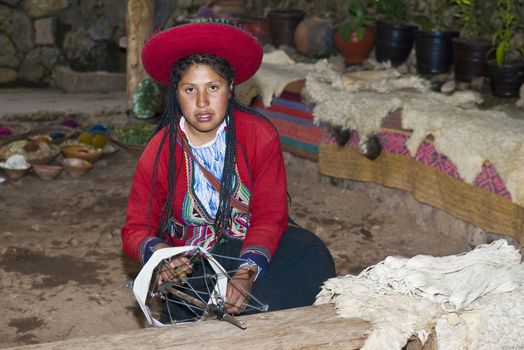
[141,23,263,86]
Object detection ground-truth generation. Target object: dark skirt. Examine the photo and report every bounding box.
[160,221,336,323]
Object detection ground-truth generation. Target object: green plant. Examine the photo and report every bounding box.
[452,0,480,40]
[412,0,451,31]
[337,0,372,40]
[374,0,408,23]
[491,0,524,65]
[114,123,155,145]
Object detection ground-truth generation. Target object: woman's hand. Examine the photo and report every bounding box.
[153,243,193,286]
[225,265,258,314]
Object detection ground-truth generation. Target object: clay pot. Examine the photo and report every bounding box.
[334,27,375,65]
[415,30,459,75]
[487,59,524,98]
[294,16,336,58]
[374,21,417,66]
[267,8,305,48]
[210,0,246,18]
[452,37,493,82]
[240,17,271,45]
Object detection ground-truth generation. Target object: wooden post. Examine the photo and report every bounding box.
[126,0,155,109]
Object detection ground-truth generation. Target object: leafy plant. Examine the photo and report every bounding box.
[491,0,524,65]
[452,0,480,40]
[114,123,155,145]
[337,0,371,40]
[412,0,451,31]
[132,78,163,120]
[374,0,408,23]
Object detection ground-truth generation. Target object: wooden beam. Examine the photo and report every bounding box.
[7,304,371,350]
[126,0,155,109]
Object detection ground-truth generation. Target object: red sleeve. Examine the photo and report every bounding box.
[120,129,169,263]
[239,118,288,260]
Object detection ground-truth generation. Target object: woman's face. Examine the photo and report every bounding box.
[177,64,231,146]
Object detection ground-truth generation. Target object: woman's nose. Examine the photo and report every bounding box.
[196,90,209,108]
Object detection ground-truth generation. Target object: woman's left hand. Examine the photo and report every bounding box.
[225,265,257,314]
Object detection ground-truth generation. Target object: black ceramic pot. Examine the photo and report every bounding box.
[415,30,459,75]
[487,59,524,98]
[452,37,493,82]
[374,21,417,66]
[267,8,305,48]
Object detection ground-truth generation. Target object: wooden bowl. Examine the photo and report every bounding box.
[61,158,93,177]
[0,123,30,147]
[32,164,63,180]
[61,145,103,163]
[0,165,31,180]
[28,125,76,144]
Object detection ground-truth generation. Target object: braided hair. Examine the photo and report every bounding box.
[147,53,272,239]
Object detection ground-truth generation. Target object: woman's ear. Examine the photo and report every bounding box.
[228,83,234,98]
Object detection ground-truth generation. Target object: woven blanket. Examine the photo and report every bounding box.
[253,89,321,161]
[321,122,513,201]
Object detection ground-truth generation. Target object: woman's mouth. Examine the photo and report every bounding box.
[195,113,213,122]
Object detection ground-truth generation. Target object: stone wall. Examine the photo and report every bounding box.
[0,0,129,86]
[0,0,499,89]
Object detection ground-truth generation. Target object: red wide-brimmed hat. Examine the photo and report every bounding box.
[141,22,263,86]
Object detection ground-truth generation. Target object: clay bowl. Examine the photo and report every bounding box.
[32,164,63,180]
[28,125,76,144]
[61,158,93,177]
[61,145,103,163]
[0,165,31,181]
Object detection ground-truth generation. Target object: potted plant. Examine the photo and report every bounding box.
[451,0,493,82]
[412,0,459,75]
[487,0,524,98]
[334,0,375,65]
[374,0,418,66]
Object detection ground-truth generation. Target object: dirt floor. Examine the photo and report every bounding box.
[0,90,475,349]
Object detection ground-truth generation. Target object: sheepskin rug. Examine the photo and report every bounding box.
[315,240,524,350]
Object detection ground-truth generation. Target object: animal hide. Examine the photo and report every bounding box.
[315,240,524,350]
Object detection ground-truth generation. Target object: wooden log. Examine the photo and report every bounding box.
[126,0,155,109]
[6,304,371,350]
[406,331,438,350]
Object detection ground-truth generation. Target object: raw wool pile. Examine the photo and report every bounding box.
[303,61,427,144]
[236,50,317,107]
[400,92,524,206]
[315,240,524,350]
[305,60,524,206]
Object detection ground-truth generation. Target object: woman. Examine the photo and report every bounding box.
[121,20,336,323]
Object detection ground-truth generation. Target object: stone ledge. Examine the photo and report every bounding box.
[54,65,125,93]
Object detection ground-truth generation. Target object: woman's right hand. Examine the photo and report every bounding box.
[154,243,193,285]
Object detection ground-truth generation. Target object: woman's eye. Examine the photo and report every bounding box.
[185,87,194,93]
[209,85,219,91]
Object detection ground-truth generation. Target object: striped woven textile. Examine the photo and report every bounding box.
[252,86,322,162]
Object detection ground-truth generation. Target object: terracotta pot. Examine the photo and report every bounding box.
[487,59,524,98]
[452,37,493,82]
[240,17,271,45]
[267,8,305,48]
[334,27,375,65]
[294,16,336,58]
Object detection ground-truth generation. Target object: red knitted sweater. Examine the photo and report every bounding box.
[121,109,288,266]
